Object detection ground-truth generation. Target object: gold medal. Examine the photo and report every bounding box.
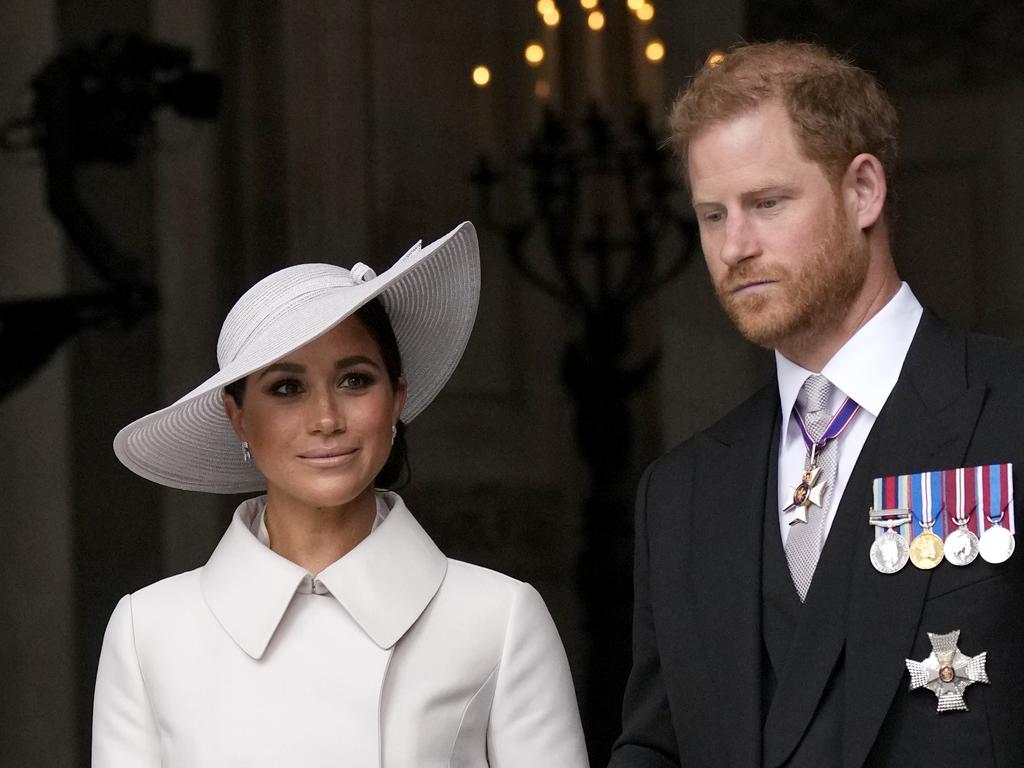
[909,531,944,570]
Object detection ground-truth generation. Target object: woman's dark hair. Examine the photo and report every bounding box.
[224,297,410,489]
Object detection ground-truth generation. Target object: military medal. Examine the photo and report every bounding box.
[784,454,825,526]
[979,524,1015,564]
[785,397,860,525]
[868,476,912,573]
[869,515,911,573]
[944,467,979,566]
[905,629,989,712]
[978,463,1016,564]
[909,471,944,570]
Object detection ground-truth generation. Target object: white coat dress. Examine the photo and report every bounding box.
[92,492,588,767]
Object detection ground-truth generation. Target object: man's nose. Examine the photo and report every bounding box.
[719,213,760,267]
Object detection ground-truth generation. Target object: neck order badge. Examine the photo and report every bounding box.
[868,464,1016,574]
[784,396,861,525]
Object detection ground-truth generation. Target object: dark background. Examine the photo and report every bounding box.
[3,1,1024,766]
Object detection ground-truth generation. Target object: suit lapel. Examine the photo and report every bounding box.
[692,383,778,766]
[842,314,986,768]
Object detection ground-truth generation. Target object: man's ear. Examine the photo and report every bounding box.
[223,393,246,441]
[844,153,887,230]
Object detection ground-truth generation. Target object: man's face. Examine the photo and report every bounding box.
[688,101,869,351]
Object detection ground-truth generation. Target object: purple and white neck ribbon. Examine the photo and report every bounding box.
[794,396,861,462]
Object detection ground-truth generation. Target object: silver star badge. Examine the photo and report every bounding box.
[905,630,989,712]
[784,466,825,525]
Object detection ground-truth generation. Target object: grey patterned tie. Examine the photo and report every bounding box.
[785,374,838,602]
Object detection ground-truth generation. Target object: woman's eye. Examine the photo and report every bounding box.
[269,379,303,396]
[338,372,373,390]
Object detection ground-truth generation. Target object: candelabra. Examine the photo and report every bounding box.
[0,34,219,400]
[473,100,698,754]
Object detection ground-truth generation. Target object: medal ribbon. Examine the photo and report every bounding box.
[980,463,1016,535]
[870,475,912,541]
[793,396,861,459]
[911,471,943,538]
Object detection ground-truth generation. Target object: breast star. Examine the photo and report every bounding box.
[905,629,989,712]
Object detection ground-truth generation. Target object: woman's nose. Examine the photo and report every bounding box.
[310,393,344,434]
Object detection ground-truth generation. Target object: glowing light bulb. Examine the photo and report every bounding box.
[472,66,491,87]
[627,0,643,10]
[537,0,555,15]
[580,0,599,8]
[645,39,665,62]
[588,10,605,29]
[543,7,561,25]
[637,2,654,21]
[525,43,545,66]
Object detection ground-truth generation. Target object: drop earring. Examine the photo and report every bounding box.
[241,441,251,463]
[391,425,397,446]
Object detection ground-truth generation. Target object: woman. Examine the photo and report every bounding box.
[93,222,588,767]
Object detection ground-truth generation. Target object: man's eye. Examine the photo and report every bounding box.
[758,198,778,209]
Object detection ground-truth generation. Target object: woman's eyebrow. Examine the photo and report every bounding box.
[256,362,305,380]
[335,355,381,370]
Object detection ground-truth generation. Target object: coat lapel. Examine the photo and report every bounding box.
[841,313,986,768]
[693,382,778,766]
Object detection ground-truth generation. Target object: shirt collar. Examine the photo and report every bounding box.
[776,282,923,424]
[200,492,447,659]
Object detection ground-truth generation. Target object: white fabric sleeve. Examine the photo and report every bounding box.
[92,594,162,767]
[486,582,589,768]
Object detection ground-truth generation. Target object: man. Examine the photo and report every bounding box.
[609,41,1024,767]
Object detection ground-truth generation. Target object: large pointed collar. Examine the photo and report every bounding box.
[200,492,447,659]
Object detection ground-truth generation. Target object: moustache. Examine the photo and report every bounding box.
[717,265,787,295]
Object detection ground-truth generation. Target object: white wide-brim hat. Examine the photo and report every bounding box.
[114,221,480,493]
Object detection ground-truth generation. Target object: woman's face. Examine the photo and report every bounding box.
[224,317,406,514]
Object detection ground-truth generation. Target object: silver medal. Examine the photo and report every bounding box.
[978,524,1015,564]
[870,529,909,574]
[944,527,980,566]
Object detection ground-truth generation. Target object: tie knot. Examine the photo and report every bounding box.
[797,374,833,418]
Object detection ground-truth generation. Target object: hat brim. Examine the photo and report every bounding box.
[113,221,480,493]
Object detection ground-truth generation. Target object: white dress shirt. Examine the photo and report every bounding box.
[776,283,923,545]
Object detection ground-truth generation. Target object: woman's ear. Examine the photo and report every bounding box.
[844,153,887,230]
[392,377,408,424]
[223,393,246,441]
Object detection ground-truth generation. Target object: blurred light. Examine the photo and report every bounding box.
[537,0,556,15]
[535,79,552,99]
[627,0,644,10]
[472,65,491,87]
[543,7,561,25]
[645,39,665,62]
[705,50,726,68]
[525,43,545,66]
[588,10,606,29]
[580,0,599,8]
[636,2,654,21]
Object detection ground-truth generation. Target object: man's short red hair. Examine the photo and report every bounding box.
[671,41,898,185]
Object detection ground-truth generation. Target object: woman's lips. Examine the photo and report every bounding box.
[297,448,357,466]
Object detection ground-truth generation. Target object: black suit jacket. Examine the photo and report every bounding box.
[609,312,1024,767]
